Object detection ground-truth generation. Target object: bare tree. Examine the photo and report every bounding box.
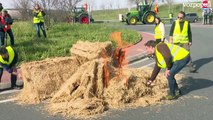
[12,0,32,20]
[52,0,83,22]
[108,0,113,9]
[101,4,106,10]
[164,0,174,13]
[13,0,83,23]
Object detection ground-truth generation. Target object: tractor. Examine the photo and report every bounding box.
[124,1,156,25]
[73,7,94,24]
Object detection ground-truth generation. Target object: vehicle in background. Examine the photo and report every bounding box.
[185,13,199,23]
[73,7,94,24]
[123,0,156,25]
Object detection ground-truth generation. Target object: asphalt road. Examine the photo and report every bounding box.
[1,23,213,120]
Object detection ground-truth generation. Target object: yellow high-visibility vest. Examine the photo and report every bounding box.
[154,22,163,39]
[33,10,45,24]
[169,14,173,19]
[173,20,189,43]
[0,46,15,66]
[155,43,189,68]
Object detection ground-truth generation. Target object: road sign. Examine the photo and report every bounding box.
[202,0,208,8]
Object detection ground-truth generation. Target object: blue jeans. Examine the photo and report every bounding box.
[35,22,46,38]
[167,55,190,95]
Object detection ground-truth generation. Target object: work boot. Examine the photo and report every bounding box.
[175,89,182,97]
[164,94,178,100]
[11,85,21,90]
[11,74,17,89]
[160,94,179,100]
[189,65,196,73]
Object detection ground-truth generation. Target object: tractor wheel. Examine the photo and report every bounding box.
[143,12,155,24]
[79,14,89,24]
[126,19,130,25]
[128,16,137,25]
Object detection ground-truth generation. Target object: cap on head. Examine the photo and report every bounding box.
[144,40,157,47]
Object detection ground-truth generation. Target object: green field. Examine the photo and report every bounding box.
[11,22,140,65]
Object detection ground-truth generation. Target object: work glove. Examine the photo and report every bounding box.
[146,78,155,87]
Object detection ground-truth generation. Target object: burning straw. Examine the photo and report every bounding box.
[17,40,169,119]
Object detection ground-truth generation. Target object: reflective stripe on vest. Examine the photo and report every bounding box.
[155,43,189,68]
[173,20,189,43]
[154,22,163,39]
[33,11,44,23]
[0,46,15,66]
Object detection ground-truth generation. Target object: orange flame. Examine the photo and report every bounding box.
[101,50,110,88]
[110,32,130,88]
[110,32,126,48]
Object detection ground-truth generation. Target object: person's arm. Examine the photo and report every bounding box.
[149,63,161,81]
[41,10,46,16]
[169,22,175,43]
[5,15,13,25]
[0,22,4,29]
[33,10,39,17]
[188,23,192,43]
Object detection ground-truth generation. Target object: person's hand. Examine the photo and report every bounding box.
[169,36,173,43]
[165,69,170,77]
[146,79,155,87]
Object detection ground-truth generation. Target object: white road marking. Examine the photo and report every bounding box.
[129,57,149,65]
[140,62,155,68]
[0,89,20,95]
[126,51,146,60]
[0,98,17,104]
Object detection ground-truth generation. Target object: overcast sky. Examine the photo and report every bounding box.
[0,0,14,8]
[0,0,203,10]
[79,0,129,10]
[0,0,129,10]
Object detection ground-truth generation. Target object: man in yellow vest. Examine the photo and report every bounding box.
[0,46,20,89]
[169,11,196,73]
[145,40,190,100]
[33,4,46,38]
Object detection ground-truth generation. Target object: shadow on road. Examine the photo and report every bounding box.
[180,77,213,95]
[193,57,213,71]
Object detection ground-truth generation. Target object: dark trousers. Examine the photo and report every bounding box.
[0,31,5,46]
[0,68,17,88]
[7,29,15,45]
[167,55,190,95]
[170,19,173,24]
[0,29,14,46]
[35,22,47,38]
